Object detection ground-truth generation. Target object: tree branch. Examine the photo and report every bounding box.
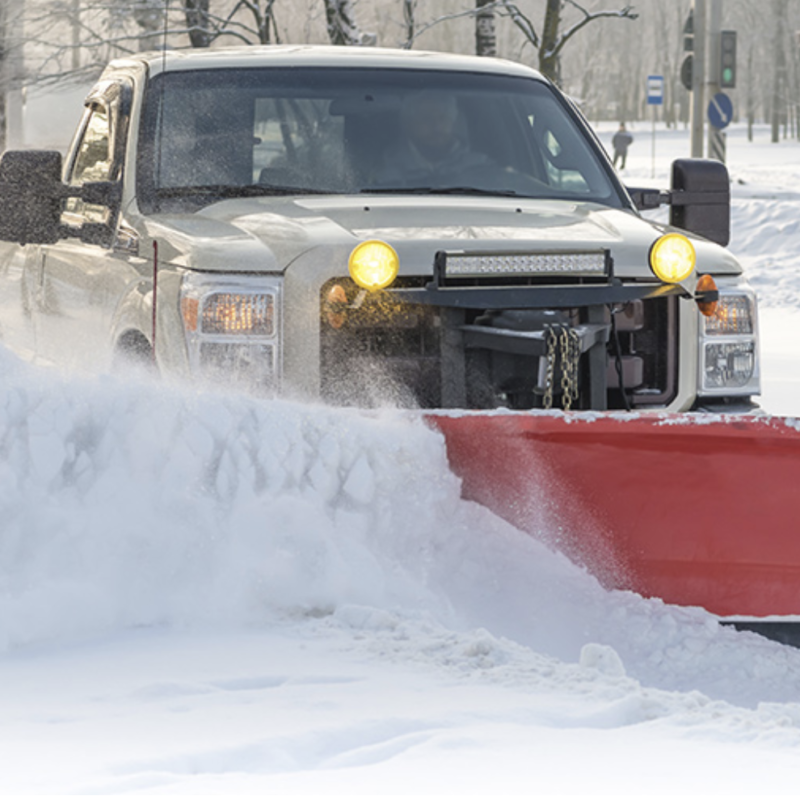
[552,2,638,60]
[498,0,539,49]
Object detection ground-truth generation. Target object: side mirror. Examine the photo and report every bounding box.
[626,187,668,211]
[669,158,730,247]
[0,150,64,245]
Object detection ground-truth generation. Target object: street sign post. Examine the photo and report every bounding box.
[647,75,664,178]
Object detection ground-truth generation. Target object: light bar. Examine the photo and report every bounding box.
[443,251,608,278]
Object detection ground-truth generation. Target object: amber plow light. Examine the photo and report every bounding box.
[695,274,719,317]
[649,233,696,284]
[348,240,399,292]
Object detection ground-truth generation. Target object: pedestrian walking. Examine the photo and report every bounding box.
[612,123,633,170]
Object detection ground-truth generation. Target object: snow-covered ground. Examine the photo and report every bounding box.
[4,123,800,795]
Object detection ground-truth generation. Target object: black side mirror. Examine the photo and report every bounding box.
[0,150,64,245]
[669,158,730,247]
[626,187,669,211]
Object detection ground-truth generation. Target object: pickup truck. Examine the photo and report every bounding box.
[0,45,759,412]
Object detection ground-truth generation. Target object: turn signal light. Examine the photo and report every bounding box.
[696,274,718,317]
[649,233,696,284]
[325,283,348,329]
[181,297,199,332]
[348,240,399,292]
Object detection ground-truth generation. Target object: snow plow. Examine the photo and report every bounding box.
[428,412,800,632]
[0,45,793,636]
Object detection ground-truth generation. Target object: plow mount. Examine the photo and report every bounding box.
[427,411,800,638]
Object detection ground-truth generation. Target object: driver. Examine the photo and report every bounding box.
[379,91,490,185]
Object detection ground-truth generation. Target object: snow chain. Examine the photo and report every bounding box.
[543,325,581,411]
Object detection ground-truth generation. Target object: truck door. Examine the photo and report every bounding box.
[35,81,136,371]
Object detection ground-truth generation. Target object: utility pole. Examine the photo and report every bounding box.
[706,0,724,161]
[690,0,706,158]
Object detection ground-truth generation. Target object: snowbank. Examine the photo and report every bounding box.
[2,345,800,712]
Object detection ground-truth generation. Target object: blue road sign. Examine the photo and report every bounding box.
[708,92,733,129]
[647,75,664,105]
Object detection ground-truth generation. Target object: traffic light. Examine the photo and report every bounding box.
[683,10,694,52]
[720,30,737,88]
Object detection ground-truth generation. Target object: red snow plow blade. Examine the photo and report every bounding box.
[428,412,800,619]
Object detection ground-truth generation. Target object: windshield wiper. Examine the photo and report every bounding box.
[362,186,521,197]
[156,184,340,199]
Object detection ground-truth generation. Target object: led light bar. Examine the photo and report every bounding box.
[442,251,608,279]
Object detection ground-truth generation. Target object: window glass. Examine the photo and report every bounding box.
[65,105,113,223]
[139,68,622,211]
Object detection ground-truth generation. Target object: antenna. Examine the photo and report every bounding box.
[152,0,170,363]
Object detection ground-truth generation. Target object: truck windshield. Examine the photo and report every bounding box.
[137,67,624,212]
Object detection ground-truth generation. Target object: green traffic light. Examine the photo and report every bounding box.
[723,68,733,83]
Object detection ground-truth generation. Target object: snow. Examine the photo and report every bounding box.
[4,123,800,794]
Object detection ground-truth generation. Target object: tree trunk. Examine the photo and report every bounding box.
[324,0,373,46]
[133,0,165,51]
[0,0,6,152]
[184,0,211,48]
[475,0,496,57]
[539,0,562,84]
[402,0,415,49]
[771,0,787,144]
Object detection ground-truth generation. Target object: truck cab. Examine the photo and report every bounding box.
[0,46,759,412]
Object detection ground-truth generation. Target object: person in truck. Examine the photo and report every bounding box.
[379,90,490,185]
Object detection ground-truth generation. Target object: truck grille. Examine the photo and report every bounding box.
[320,278,678,410]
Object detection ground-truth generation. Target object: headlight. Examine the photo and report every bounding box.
[649,233,696,284]
[698,281,759,397]
[180,274,282,391]
[348,240,399,292]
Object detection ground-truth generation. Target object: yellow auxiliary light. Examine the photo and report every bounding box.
[649,233,696,284]
[348,240,400,292]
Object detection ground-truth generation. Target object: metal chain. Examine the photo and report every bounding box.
[543,325,581,411]
[561,328,581,410]
[543,326,557,410]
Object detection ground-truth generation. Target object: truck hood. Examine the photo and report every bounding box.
[145,195,741,278]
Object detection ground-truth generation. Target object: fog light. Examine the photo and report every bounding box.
[649,233,696,284]
[348,240,399,292]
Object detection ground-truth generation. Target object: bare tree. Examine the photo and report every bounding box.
[771,0,788,143]
[475,0,496,57]
[0,0,7,150]
[323,0,375,46]
[401,0,416,49]
[501,0,638,85]
[133,0,166,51]
[184,0,212,47]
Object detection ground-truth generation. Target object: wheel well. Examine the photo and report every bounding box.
[114,330,154,369]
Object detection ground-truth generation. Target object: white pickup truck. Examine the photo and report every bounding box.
[0,45,758,411]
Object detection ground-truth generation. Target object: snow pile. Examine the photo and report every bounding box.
[0,348,461,647]
[3,345,800,711]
